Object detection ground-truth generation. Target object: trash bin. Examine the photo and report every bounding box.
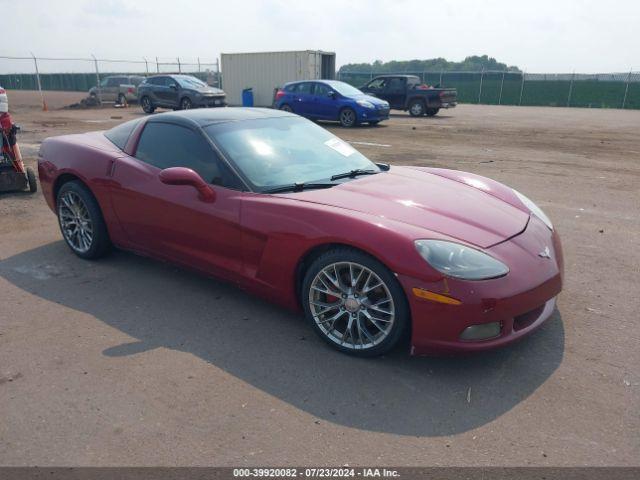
[242,88,254,107]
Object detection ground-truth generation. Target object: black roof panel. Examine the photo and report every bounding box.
[146,107,295,127]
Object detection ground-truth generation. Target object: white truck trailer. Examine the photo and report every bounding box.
[221,50,336,107]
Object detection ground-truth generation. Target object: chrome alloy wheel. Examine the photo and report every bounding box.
[58,191,94,253]
[308,262,395,350]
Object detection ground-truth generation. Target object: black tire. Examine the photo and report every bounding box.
[426,108,440,117]
[180,97,193,110]
[141,96,155,114]
[339,107,357,128]
[280,104,293,112]
[26,167,37,193]
[56,180,111,260]
[301,247,409,357]
[408,99,425,117]
[117,93,126,106]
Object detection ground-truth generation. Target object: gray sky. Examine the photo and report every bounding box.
[1,0,638,73]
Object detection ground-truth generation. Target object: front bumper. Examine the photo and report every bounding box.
[358,106,390,122]
[195,96,226,108]
[402,217,563,355]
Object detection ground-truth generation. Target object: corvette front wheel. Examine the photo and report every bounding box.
[302,248,409,357]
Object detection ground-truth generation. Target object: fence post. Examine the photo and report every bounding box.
[519,70,526,106]
[91,54,101,104]
[478,68,484,104]
[567,72,575,107]
[30,52,47,111]
[421,71,425,84]
[216,59,221,88]
[439,70,443,87]
[622,69,632,109]
[156,57,159,73]
[498,70,505,105]
[197,57,201,73]
[177,57,181,73]
[143,57,149,75]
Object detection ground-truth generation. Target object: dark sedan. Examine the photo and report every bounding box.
[138,74,226,113]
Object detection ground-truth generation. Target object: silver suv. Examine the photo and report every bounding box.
[89,75,145,104]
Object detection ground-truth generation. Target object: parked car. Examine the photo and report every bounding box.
[89,75,145,104]
[137,74,226,113]
[274,80,390,127]
[38,108,563,357]
[360,75,457,117]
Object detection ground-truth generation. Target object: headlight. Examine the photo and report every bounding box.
[414,240,509,280]
[512,189,553,230]
[356,99,375,109]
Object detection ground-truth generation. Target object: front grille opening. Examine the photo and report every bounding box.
[513,304,545,331]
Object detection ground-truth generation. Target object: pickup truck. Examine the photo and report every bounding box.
[360,75,457,117]
[89,75,145,105]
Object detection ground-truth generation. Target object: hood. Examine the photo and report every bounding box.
[350,93,388,106]
[287,166,529,248]
[196,86,225,96]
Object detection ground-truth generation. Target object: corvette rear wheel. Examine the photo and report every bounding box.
[57,181,111,259]
[302,248,409,356]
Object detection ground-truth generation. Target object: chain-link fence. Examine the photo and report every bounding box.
[2,55,638,110]
[0,54,220,105]
[337,70,640,109]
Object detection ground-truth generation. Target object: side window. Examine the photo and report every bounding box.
[149,77,165,86]
[106,77,120,87]
[135,123,241,189]
[296,83,313,95]
[387,77,405,93]
[366,78,386,91]
[284,84,297,93]
[313,83,331,97]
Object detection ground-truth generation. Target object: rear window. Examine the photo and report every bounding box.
[104,118,143,150]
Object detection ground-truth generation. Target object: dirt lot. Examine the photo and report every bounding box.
[1,91,638,466]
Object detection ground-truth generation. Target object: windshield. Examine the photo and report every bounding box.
[324,81,365,97]
[175,76,208,89]
[204,117,378,191]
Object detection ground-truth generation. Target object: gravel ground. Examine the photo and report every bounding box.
[0,91,638,466]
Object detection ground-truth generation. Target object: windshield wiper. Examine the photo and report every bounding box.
[330,169,378,181]
[262,182,337,194]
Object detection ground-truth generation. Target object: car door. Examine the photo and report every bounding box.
[384,77,407,109]
[105,77,123,102]
[311,82,339,120]
[109,120,245,280]
[291,82,314,116]
[152,77,176,107]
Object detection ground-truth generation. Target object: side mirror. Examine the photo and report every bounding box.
[169,84,178,90]
[159,167,216,203]
[327,91,336,99]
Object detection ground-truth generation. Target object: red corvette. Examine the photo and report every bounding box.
[38,108,563,357]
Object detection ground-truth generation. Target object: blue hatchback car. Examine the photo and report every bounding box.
[274,80,390,127]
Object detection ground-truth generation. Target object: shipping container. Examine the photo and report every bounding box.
[221,50,336,107]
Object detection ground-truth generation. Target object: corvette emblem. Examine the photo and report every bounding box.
[538,246,551,259]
